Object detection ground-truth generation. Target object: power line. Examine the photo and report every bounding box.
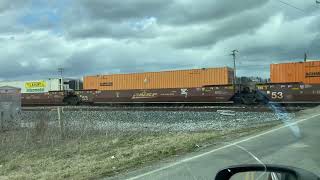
[276,0,306,13]
[275,1,320,59]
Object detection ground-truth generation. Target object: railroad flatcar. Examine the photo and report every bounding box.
[17,67,238,106]
[256,83,320,104]
[4,60,320,106]
[257,60,320,104]
[75,85,235,105]
[15,85,237,106]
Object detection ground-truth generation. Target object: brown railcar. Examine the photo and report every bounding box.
[256,83,320,103]
[21,91,65,106]
[76,85,235,104]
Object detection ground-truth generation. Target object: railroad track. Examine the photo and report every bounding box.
[21,105,310,113]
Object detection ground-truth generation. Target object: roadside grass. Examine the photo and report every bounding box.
[0,121,280,180]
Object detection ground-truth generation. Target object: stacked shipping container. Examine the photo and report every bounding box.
[83,67,234,90]
[270,60,320,84]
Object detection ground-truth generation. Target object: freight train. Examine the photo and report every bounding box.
[1,61,320,106]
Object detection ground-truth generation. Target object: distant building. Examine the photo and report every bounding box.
[0,86,21,131]
[0,78,82,93]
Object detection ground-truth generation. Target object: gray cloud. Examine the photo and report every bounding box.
[173,6,272,48]
[63,0,270,39]
[160,0,270,25]
[0,0,319,81]
[66,19,158,39]
[0,0,30,13]
[79,0,172,21]
[71,0,269,25]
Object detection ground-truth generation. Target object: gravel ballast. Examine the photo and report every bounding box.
[18,109,295,132]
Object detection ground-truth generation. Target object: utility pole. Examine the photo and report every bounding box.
[230,50,238,93]
[304,52,307,62]
[58,67,64,91]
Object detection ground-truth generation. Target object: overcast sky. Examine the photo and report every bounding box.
[0,0,319,80]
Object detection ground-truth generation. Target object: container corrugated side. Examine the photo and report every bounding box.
[270,61,320,84]
[83,67,233,90]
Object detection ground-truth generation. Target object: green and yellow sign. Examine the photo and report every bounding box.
[25,81,47,89]
[25,81,47,92]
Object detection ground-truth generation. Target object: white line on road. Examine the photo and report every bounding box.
[126,113,320,180]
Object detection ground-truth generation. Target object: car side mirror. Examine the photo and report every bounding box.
[215,164,319,180]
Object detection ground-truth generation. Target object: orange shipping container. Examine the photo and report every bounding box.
[84,67,234,90]
[270,60,320,84]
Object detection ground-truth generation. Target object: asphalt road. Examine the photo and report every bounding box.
[108,111,320,180]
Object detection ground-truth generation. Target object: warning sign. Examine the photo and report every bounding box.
[25,81,47,89]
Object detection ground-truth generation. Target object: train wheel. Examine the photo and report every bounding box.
[254,91,270,104]
[240,92,260,105]
[64,96,80,106]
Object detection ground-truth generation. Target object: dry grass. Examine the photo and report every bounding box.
[0,121,280,180]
